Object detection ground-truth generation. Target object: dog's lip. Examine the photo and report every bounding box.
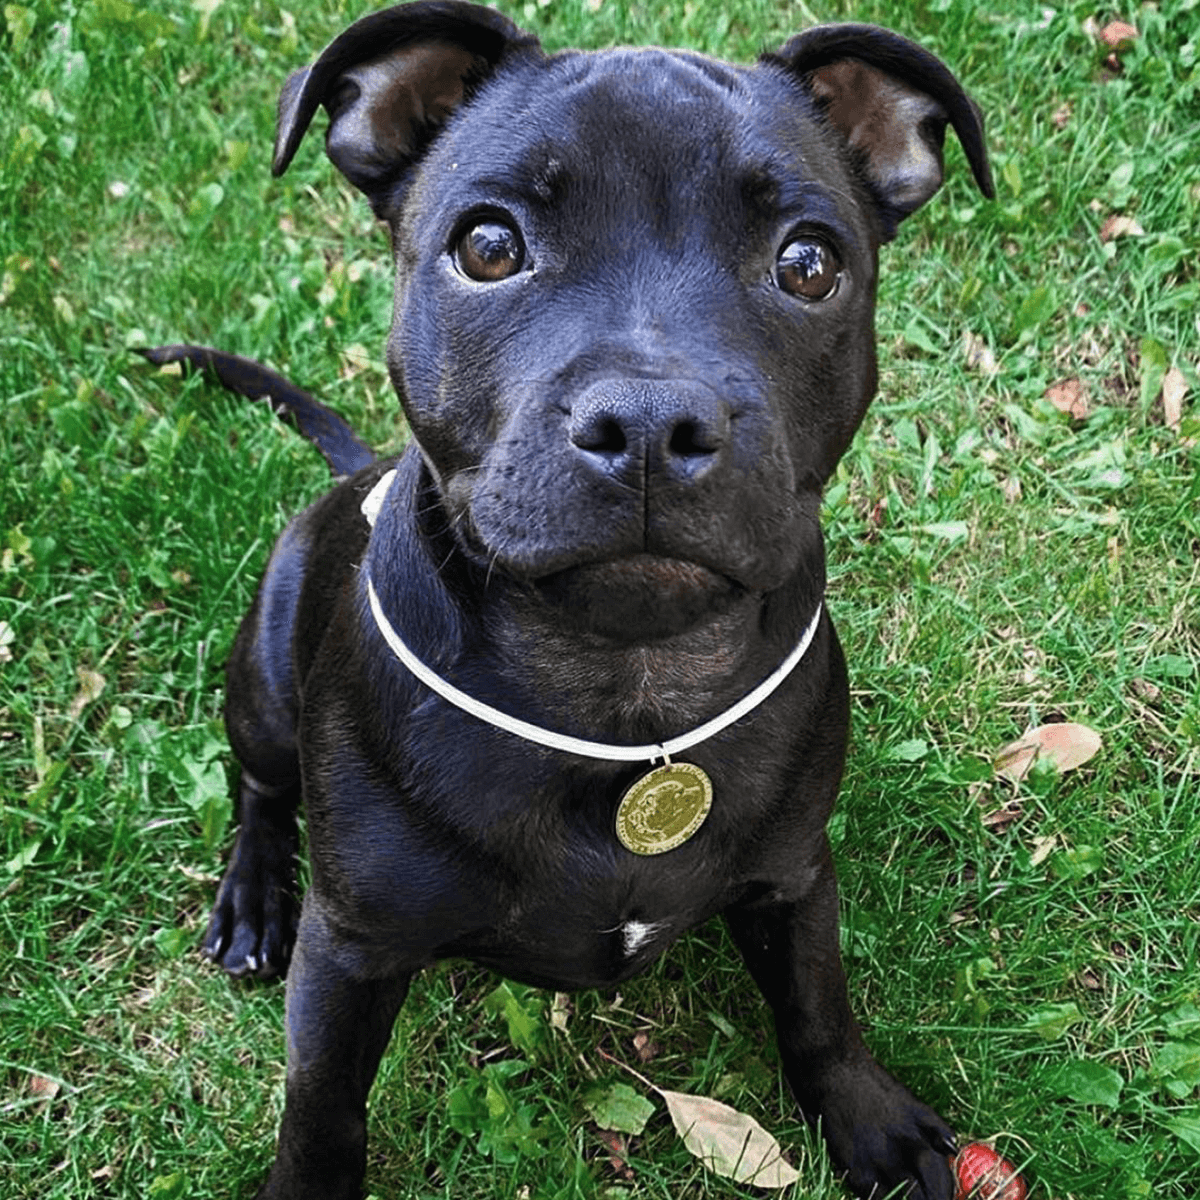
[535,553,731,590]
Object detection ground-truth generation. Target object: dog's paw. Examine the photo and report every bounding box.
[813,1060,956,1200]
[202,822,298,979]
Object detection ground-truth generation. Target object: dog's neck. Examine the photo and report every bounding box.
[364,455,825,744]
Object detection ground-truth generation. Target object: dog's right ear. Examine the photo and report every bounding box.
[273,1,539,216]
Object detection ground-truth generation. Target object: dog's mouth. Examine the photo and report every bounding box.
[534,554,744,641]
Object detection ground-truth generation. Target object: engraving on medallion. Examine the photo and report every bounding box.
[615,762,713,855]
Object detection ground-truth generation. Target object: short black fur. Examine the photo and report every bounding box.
[151,5,992,1197]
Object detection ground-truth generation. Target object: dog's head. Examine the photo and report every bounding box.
[275,1,991,640]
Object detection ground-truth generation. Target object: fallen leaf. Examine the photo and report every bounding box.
[67,667,106,721]
[1099,21,1138,50]
[339,342,373,379]
[1045,378,1090,419]
[1100,214,1144,242]
[585,1082,655,1136]
[594,1127,634,1179]
[994,723,1102,782]
[1029,835,1059,867]
[1161,365,1186,432]
[1051,102,1072,130]
[631,1031,657,1064]
[658,1090,800,1188]
[550,992,570,1034]
[1001,475,1022,503]
[30,1074,61,1105]
[963,331,999,377]
[980,804,1023,831]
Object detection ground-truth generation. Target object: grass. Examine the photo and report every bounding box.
[1,0,1198,1197]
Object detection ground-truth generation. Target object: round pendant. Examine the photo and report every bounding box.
[615,762,713,856]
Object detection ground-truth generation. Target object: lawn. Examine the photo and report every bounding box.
[2,1,1198,1198]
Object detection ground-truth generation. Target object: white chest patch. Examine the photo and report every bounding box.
[621,920,664,957]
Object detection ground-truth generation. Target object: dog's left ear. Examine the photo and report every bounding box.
[768,24,994,240]
[273,2,541,217]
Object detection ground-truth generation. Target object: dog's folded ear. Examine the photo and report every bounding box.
[273,1,540,215]
[768,24,994,240]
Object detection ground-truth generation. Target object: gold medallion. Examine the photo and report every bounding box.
[615,762,713,855]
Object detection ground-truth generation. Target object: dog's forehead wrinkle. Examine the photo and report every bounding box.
[553,43,747,102]
[453,50,757,188]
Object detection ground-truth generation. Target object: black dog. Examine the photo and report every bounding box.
[153,3,992,1196]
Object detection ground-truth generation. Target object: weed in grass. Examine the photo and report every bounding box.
[2,1,1198,1198]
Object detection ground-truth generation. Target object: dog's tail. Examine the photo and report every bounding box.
[139,344,376,477]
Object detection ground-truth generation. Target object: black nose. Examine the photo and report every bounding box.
[568,380,728,483]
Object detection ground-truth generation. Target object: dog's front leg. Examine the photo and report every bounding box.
[257,893,413,1200]
[726,851,955,1200]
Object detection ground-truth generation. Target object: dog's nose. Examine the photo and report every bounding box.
[568,380,728,483]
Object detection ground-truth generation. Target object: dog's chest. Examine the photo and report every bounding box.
[463,909,673,990]
[452,847,727,990]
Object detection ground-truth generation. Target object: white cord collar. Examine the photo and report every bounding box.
[361,467,823,765]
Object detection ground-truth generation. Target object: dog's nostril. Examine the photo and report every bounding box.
[596,418,627,454]
[668,419,716,457]
[573,415,627,455]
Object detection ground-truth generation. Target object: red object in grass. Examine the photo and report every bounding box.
[952,1142,1027,1200]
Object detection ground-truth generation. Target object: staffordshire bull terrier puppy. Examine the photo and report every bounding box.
[153,3,993,1195]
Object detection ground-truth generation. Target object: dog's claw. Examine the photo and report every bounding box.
[202,816,298,980]
[808,1060,957,1200]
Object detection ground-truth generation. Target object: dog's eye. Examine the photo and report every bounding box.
[454,221,524,282]
[775,237,840,300]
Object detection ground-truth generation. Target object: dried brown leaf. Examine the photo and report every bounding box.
[631,1031,657,1064]
[658,1090,800,1188]
[963,330,999,377]
[1161,365,1187,432]
[595,1127,634,1179]
[1100,215,1144,243]
[67,667,106,721]
[1045,378,1090,419]
[550,992,570,1034]
[994,722,1102,782]
[1029,835,1059,867]
[30,1074,61,1103]
[1099,21,1139,50]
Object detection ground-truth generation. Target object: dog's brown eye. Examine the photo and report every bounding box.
[775,237,840,300]
[455,221,524,282]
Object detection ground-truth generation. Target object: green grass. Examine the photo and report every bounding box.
[2,1,1198,1197]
